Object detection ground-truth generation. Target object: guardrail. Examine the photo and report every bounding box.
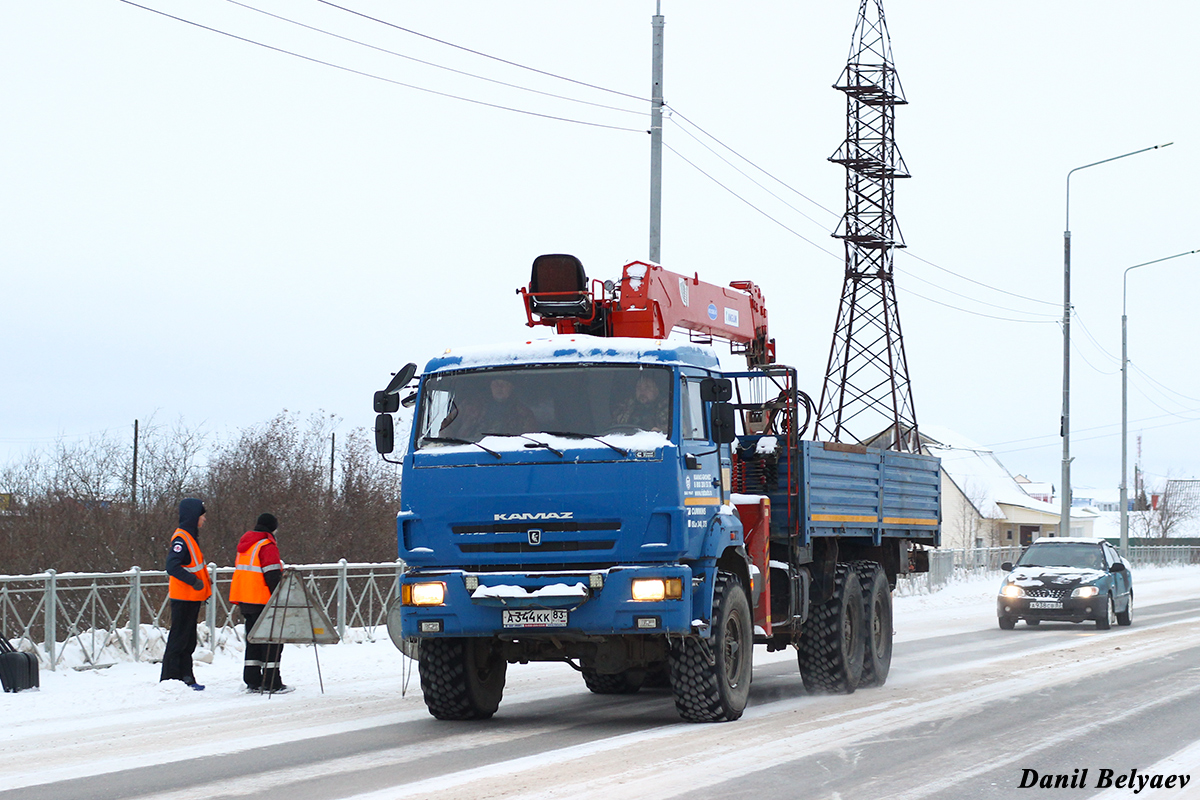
[0,560,404,671]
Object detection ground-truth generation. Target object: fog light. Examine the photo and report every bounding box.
[402,582,446,606]
[419,620,443,633]
[463,575,479,591]
[635,616,660,629]
[589,573,605,589]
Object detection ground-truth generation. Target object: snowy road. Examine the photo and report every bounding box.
[4,568,1200,799]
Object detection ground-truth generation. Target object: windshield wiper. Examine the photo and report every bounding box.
[492,433,564,458]
[420,436,502,459]
[538,430,630,457]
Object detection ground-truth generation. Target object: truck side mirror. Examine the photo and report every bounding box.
[375,414,395,454]
[374,390,400,414]
[711,401,736,444]
[700,377,733,402]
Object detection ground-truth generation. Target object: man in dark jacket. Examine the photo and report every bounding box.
[229,513,289,693]
[161,498,212,689]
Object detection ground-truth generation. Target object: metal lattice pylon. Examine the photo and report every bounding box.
[815,0,918,452]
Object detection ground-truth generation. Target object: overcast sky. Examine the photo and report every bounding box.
[2,0,1197,497]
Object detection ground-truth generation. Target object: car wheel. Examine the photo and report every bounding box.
[998,616,1016,630]
[1116,593,1133,627]
[1095,595,1115,630]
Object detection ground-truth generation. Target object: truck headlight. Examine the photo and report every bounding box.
[402,582,446,606]
[1071,586,1099,599]
[631,578,683,601]
[1000,584,1024,598]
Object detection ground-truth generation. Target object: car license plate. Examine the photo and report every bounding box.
[1029,601,1062,610]
[502,609,568,628]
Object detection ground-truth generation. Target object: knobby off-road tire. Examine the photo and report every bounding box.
[1116,593,1133,627]
[797,563,865,694]
[1095,595,1116,630]
[582,668,644,695]
[669,573,753,722]
[418,637,507,720]
[853,561,892,687]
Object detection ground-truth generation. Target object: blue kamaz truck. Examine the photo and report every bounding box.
[376,254,940,722]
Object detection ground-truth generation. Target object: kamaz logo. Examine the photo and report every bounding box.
[494,512,574,521]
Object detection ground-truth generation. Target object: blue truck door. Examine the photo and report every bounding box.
[680,374,722,526]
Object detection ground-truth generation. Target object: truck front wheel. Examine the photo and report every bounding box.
[418,637,507,720]
[797,563,865,694]
[669,572,753,722]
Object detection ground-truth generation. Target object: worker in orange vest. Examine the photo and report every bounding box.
[160,498,212,690]
[229,513,290,693]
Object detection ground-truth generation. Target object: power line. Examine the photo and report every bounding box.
[668,115,834,232]
[116,0,648,133]
[1130,362,1200,405]
[668,106,840,219]
[222,0,648,118]
[894,250,1060,308]
[662,140,843,259]
[895,265,1060,319]
[314,0,649,103]
[895,284,1061,324]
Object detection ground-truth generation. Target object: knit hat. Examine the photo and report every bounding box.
[254,513,279,533]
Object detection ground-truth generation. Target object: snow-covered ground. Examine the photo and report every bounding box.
[4,565,1200,798]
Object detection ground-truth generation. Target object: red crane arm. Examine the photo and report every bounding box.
[520,255,774,366]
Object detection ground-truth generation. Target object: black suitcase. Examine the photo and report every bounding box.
[0,633,39,692]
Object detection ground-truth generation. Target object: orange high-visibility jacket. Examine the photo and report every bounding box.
[167,529,212,601]
[229,538,274,605]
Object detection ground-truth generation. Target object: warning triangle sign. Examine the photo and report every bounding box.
[247,571,340,645]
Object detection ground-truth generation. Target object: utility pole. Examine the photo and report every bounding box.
[131,419,139,508]
[649,2,664,263]
[329,432,336,495]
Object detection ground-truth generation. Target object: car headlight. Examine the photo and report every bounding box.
[1000,584,1024,598]
[402,581,446,606]
[1071,585,1099,599]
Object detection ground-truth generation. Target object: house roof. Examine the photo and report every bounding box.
[918,424,1091,522]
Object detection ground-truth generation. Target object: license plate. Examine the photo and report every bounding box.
[1029,601,1062,610]
[502,609,568,628]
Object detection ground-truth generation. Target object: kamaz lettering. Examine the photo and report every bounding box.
[493,512,575,522]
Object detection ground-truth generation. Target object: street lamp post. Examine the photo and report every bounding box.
[1121,250,1200,554]
[1062,142,1172,538]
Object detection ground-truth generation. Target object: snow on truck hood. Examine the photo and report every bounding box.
[422,336,721,374]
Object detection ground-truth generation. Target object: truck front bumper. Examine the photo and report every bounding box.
[396,565,699,640]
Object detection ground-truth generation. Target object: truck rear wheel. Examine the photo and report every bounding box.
[854,561,892,687]
[797,563,865,694]
[418,637,507,720]
[669,573,752,722]
[582,668,644,694]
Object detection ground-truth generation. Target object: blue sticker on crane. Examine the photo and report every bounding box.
[707,303,718,321]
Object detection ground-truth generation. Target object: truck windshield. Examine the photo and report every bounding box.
[416,365,673,446]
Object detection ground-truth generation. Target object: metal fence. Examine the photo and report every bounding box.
[0,560,405,671]
[6,545,1199,670]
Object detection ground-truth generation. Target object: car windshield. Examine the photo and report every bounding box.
[416,365,673,446]
[1017,543,1105,570]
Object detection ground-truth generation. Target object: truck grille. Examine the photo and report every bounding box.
[451,520,620,555]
